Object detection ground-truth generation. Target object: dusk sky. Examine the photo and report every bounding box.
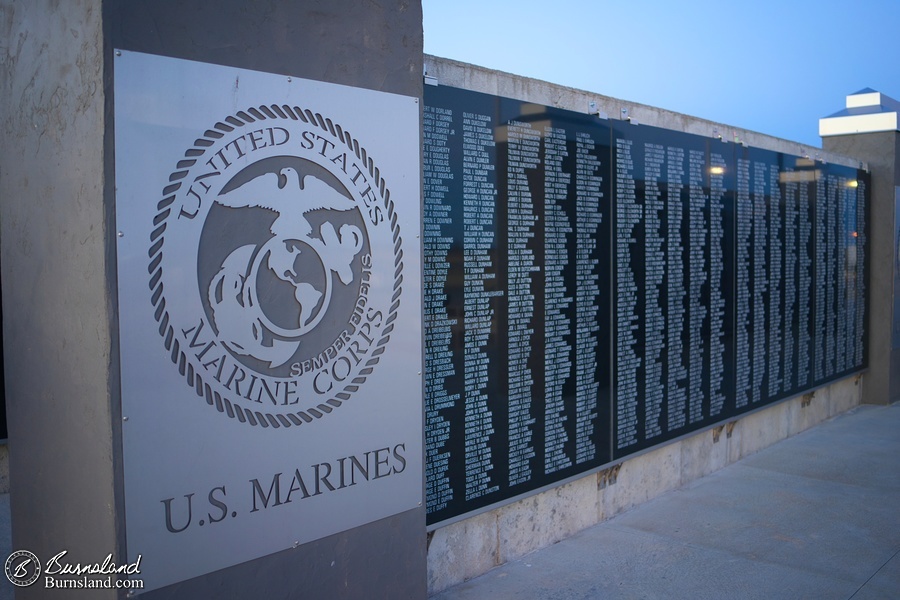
[423,0,900,148]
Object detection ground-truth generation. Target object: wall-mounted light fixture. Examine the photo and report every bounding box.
[589,101,608,119]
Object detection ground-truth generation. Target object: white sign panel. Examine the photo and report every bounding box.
[114,51,423,592]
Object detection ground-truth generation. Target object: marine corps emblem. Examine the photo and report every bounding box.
[149,105,404,427]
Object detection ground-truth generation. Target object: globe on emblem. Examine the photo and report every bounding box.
[202,164,366,371]
[249,236,331,337]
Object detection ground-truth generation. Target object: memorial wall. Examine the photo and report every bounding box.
[423,84,868,526]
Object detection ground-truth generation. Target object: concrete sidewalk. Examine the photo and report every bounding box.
[431,403,900,600]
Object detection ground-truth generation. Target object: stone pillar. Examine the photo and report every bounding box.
[0,1,426,598]
[821,89,900,405]
[1,3,119,599]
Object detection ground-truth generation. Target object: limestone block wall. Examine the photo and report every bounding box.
[428,375,862,594]
[424,55,861,169]
[422,54,866,595]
